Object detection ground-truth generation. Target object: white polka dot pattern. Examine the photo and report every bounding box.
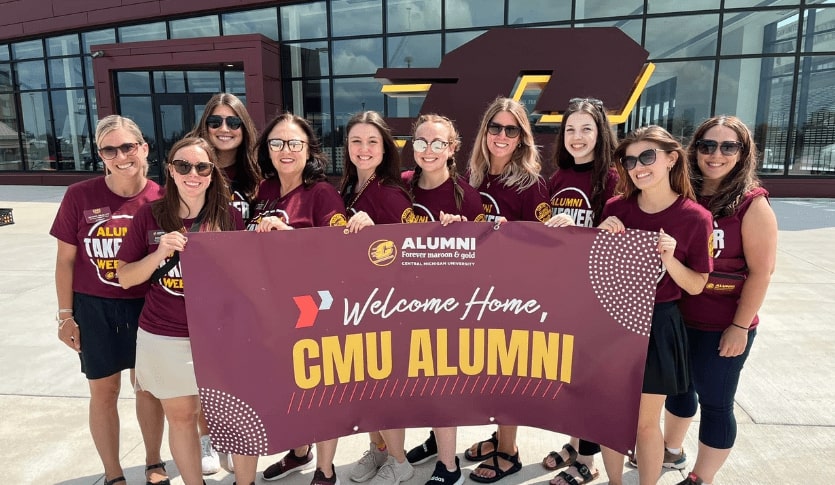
[199,387,269,455]
[588,229,659,336]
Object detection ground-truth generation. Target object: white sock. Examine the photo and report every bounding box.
[665,447,681,455]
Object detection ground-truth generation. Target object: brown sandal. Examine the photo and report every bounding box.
[542,443,577,470]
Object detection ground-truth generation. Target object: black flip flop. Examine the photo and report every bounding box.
[469,451,522,483]
[464,431,499,461]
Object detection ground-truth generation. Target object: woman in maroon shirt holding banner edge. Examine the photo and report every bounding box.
[663,116,777,485]
[598,126,713,485]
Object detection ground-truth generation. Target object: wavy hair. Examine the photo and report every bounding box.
[152,137,234,233]
[468,97,541,192]
[687,115,761,218]
[255,113,328,187]
[613,125,695,201]
[410,113,465,212]
[96,114,145,147]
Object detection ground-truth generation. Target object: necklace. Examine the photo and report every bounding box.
[348,174,376,210]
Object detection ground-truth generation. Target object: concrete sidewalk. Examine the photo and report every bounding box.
[1,185,833,485]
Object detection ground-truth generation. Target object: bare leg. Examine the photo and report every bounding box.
[232,454,259,484]
[295,444,312,456]
[161,395,202,485]
[88,373,124,482]
[663,409,692,450]
[316,439,339,478]
[636,393,665,485]
[134,376,166,483]
[691,443,732,484]
[379,429,406,463]
[600,446,623,485]
[434,427,457,470]
[471,425,518,480]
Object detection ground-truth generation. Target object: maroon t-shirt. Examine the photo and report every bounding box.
[401,171,484,222]
[116,203,244,337]
[50,177,163,299]
[473,173,551,222]
[246,178,348,230]
[549,165,618,227]
[347,178,413,224]
[222,165,252,221]
[602,195,714,303]
[679,187,769,331]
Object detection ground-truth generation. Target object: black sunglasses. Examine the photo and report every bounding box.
[486,122,521,139]
[695,139,743,156]
[621,148,666,170]
[170,159,214,176]
[206,115,243,130]
[98,143,139,160]
[412,139,450,154]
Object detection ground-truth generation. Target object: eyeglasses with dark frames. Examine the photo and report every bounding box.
[169,159,214,176]
[412,139,450,154]
[620,148,668,171]
[268,138,307,152]
[695,139,743,156]
[486,122,521,138]
[206,115,243,130]
[98,143,139,160]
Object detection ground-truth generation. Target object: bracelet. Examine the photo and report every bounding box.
[58,316,77,330]
[56,308,73,321]
[730,323,750,331]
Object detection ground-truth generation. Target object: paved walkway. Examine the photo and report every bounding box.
[1,185,833,484]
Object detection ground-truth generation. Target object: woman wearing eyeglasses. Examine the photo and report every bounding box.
[659,116,777,485]
[50,115,167,485]
[116,137,243,485]
[251,113,347,485]
[597,126,713,485]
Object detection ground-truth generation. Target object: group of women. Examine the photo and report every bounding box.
[52,92,776,485]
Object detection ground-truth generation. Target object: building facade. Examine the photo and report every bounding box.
[0,0,833,196]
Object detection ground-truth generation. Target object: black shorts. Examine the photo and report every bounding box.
[642,301,690,395]
[73,292,144,380]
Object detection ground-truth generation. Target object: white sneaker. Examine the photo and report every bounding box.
[350,443,389,482]
[368,456,414,485]
[200,434,221,475]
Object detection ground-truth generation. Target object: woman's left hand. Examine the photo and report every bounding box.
[345,211,375,233]
[718,325,749,357]
[256,216,292,232]
[544,213,575,228]
[657,228,677,265]
[439,211,466,226]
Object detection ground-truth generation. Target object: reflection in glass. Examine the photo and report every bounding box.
[223,8,279,40]
[0,45,8,62]
[0,64,12,92]
[508,0,570,24]
[387,0,442,33]
[790,55,835,175]
[387,34,441,68]
[21,91,55,170]
[83,29,116,55]
[288,79,335,170]
[12,40,43,60]
[51,88,89,170]
[331,0,383,37]
[577,19,642,45]
[117,96,157,177]
[575,0,643,19]
[445,30,486,53]
[117,71,151,95]
[445,0,504,29]
[119,22,167,43]
[332,38,383,76]
[282,42,330,78]
[225,71,246,94]
[645,14,719,59]
[170,16,220,39]
[722,9,798,55]
[187,71,222,93]
[154,71,186,93]
[49,58,84,88]
[46,35,80,57]
[803,7,835,52]
[0,92,22,170]
[280,1,327,40]
[648,0,719,14]
[724,0,797,6]
[15,60,47,90]
[333,77,385,126]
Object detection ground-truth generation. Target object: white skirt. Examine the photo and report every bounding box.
[135,327,198,399]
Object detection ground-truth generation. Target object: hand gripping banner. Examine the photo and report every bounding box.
[181,222,660,455]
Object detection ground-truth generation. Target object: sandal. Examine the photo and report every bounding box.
[146,462,171,485]
[104,477,125,485]
[542,443,578,470]
[469,451,522,483]
[550,462,599,485]
[464,431,499,461]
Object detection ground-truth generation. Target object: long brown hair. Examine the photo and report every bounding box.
[410,113,465,212]
[255,113,328,187]
[152,137,234,232]
[687,115,761,218]
[613,125,695,201]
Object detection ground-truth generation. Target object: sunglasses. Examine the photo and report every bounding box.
[695,139,743,156]
[206,115,243,130]
[412,139,450,153]
[268,138,307,152]
[620,148,666,171]
[98,143,139,160]
[486,122,521,139]
[170,159,214,176]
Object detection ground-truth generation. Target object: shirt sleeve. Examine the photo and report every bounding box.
[521,177,552,222]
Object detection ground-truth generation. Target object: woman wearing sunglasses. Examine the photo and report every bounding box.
[116,137,243,485]
[597,126,713,485]
[51,115,167,485]
[660,116,777,485]
[463,97,551,484]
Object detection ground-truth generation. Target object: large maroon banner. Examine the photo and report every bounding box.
[181,222,660,456]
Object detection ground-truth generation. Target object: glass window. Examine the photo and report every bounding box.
[0,91,23,171]
[49,58,84,88]
[0,45,8,62]
[84,56,95,87]
[51,89,90,171]
[387,0,442,33]
[648,0,719,14]
[331,0,383,37]
[170,15,220,39]
[21,91,54,170]
[575,0,643,20]
[286,79,334,164]
[280,1,327,40]
[332,38,383,75]
[725,0,796,6]
[12,40,43,60]
[387,34,441,68]
[645,14,720,59]
[445,0,504,29]
[117,71,151,95]
[119,22,167,43]
[333,77,385,126]
[15,60,47,90]
[223,8,279,40]
[790,55,835,175]
[117,96,158,174]
[46,35,80,57]
[508,0,570,24]
[224,71,246,94]
[630,60,715,139]
[0,63,12,92]
[722,10,798,55]
[187,71,222,93]
[803,7,835,52]
[154,71,186,93]
[577,19,642,45]
[283,42,330,78]
[386,94,425,121]
[83,29,116,54]
[445,30,486,53]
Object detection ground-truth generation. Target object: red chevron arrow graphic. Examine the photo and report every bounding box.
[294,295,319,328]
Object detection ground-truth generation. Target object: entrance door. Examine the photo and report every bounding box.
[150,93,212,181]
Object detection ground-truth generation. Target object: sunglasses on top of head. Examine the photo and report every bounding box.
[412,139,450,154]
[98,142,139,160]
[169,159,214,176]
[695,139,743,156]
[620,148,669,171]
[206,115,243,130]
[486,122,521,139]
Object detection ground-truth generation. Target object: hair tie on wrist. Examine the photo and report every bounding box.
[731,323,750,331]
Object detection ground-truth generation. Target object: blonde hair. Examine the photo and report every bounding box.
[95,115,145,146]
